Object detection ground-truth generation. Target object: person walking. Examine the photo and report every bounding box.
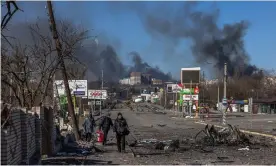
[82,114,95,142]
[113,112,130,152]
[89,111,95,125]
[99,112,113,145]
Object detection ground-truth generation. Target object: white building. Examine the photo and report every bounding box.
[119,78,131,85]
[130,76,141,85]
[119,76,142,85]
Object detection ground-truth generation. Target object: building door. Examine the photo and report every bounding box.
[253,104,259,114]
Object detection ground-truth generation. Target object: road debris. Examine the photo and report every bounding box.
[129,138,181,154]
[157,124,167,127]
[209,156,235,163]
[195,124,252,147]
[238,146,250,151]
[217,156,229,160]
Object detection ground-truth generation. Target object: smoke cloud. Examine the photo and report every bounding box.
[107,2,260,77]
[127,51,172,80]
[3,1,263,82]
[3,18,172,83]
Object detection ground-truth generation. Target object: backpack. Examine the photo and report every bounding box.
[117,119,130,135]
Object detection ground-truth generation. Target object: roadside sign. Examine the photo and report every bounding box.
[54,80,87,97]
[88,90,107,99]
[96,101,101,105]
[73,91,85,96]
[183,95,199,101]
[180,88,194,94]
[167,84,183,93]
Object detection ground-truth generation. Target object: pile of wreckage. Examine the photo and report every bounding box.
[128,124,275,157]
[124,100,167,115]
[133,103,167,115]
[42,116,106,165]
[195,124,251,146]
[42,136,104,165]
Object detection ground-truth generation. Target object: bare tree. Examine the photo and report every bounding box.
[1,19,89,109]
[51,19,89,80]
[203,68,276,104]
[1,1,23,46]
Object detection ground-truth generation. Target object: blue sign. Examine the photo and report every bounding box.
[73,91,85,96]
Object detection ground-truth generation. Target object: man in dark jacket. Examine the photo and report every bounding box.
[113,112,129,152]
[99,112,113,145]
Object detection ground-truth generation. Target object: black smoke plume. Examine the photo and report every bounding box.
[142,3,259,76]
[127,51,172,80]
[108,2,261,77]
[2,19,172,82]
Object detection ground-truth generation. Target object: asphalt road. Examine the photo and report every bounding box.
[83,108,276,165]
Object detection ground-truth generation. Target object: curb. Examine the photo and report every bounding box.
[194,121,276,140]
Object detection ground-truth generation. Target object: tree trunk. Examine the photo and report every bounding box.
[46,1,80,140]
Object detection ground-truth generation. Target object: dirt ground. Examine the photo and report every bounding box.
[81,108,276,165]
[44,107,276,165]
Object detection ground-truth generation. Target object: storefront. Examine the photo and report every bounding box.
[253,98,276,114]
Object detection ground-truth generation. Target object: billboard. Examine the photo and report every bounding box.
[54,80,88,97]
[181,67,200,84]
[167,84,183,93]
[88,90,108,100]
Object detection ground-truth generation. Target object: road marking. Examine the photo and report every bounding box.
[195,121,276,140]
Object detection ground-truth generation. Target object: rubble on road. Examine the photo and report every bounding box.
[128,123,275,158]
[132,103,167,115]
[238,146,250,151]
[194,124,275,148]
[129,138,180,153]
[42,140,104,165]
[42,129,105,165]
[157,124,167,127]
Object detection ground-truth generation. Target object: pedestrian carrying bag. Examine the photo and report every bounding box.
[118,120,130,135]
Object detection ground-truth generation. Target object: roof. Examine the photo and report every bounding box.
[254,97,276,104]
[181,67,201,71]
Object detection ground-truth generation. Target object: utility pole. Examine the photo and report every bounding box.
[47,1,80,140]
[9,77,12,104]
[176,92,178,113]
[217,86,220,105]
[164,89,167,109]
[189,80,192,117]
[202,71,205,103]
[223,63,227,99]
[100,69,103,116]
[175,91,177,111]
[222,63,227,125]
[173,91,175,111]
